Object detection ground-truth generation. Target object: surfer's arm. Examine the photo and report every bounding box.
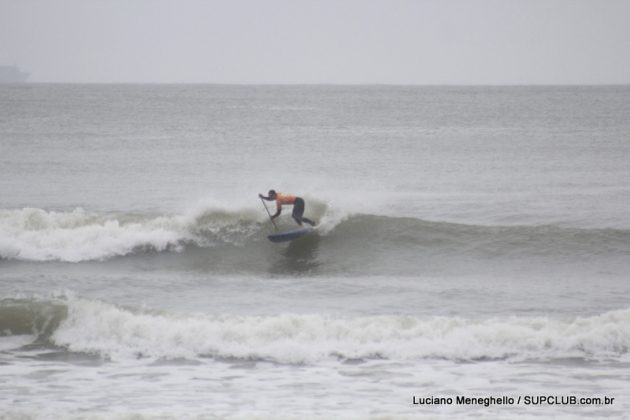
[271,205,282,219]
[258,193,274,201]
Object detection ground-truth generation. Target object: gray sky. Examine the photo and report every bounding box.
[1,0,629,84]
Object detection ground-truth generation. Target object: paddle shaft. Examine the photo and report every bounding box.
[260,197,279,231]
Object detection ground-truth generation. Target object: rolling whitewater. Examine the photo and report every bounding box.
[1,84,630,419]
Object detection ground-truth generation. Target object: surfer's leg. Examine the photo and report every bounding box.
[293,198,315,226]
[292,198,306,226]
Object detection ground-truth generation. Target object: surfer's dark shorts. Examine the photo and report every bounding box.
[292,197,305,219]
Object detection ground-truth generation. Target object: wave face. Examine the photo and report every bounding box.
[1,207,630,269]
[1,297,629,363]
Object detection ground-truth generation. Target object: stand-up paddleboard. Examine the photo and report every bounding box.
[268,226,315,243]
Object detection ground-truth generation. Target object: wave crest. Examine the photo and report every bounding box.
[1,207,629,263]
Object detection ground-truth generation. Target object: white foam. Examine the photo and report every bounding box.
[0,208,189,262]
[52,298,630,363]
[0,206,267,262]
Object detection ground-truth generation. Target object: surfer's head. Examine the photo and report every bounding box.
[268,189,277,198]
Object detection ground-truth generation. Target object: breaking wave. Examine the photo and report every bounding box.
[0,206,262,262]
[1,297,630,364]
[1,207,629,264]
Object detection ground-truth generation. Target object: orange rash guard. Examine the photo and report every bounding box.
[275,192,296,209]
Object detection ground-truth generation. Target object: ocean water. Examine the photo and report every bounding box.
[1,84,630,419]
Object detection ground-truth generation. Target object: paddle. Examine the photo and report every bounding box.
[259,196,279,231]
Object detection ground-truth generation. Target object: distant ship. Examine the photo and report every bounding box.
[0,65,30,83]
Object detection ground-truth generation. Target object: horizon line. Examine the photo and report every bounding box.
[7,81,630,87]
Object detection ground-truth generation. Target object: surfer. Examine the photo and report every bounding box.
[258,190,316,226]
